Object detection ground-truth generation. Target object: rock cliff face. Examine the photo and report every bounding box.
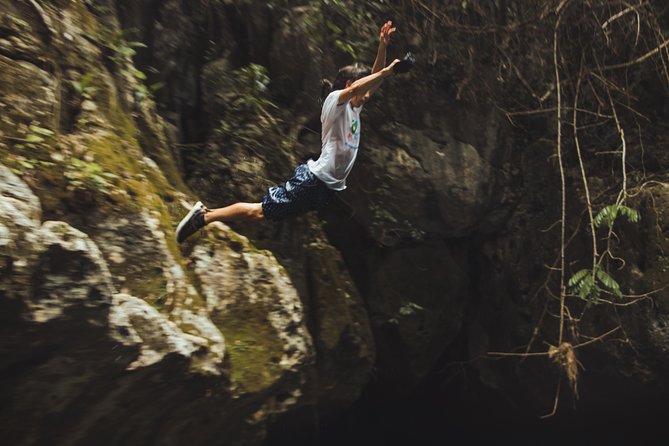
[2,1,669,444]
[0,1,372,444]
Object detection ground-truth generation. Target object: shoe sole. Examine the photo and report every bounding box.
[175,201,203,243]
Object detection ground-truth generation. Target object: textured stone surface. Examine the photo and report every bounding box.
[3,0,669,443]
[0,1,326,442]
[190,221,313,394]
[367,244,467,389]
[303,241,375,412]
[0,163,308,444]
[109,293,224,372]
[0,165,42,297]
[343,121,503,242]
[27,220,115,323]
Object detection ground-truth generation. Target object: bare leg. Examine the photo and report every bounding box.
[204,202,264,224]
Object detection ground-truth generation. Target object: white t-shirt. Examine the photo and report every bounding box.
[307,90,362,191]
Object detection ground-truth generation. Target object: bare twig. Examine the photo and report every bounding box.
[489,325,621,358]
[601,3,648,32]
[572,61,599,280]
[573,326,620,348]
[501,106,613,119]
[541,377,562,418]
[554,4,567,347]
[602,37,669,71]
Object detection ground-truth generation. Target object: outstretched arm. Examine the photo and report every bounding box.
[338,59,400,106]
[358,21,396,104]
[337,21,397,106]
[371,21,395,74]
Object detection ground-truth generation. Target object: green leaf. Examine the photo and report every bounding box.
[18,160,34,169]
[595,268,613,288]
[70,80,83,93]
[29,125,54,136]
[326,20,342,34]
[568,269,591,287]
[25,134,45,144]
[596,269,623,297]
[577,275,594,299]
[8,15,31,30]
[594,205,618,228]
[80,73,95,87]
[119,46,136,59]
[132,69,146,80]
[619,205,641,224]
[335,39,356,59]
[594,204,641,229]
[150,81,165,92]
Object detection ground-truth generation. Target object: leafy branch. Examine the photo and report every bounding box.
[568,265,623,302]
[593,204,641,229]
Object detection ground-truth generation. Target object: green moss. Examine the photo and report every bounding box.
[0,57,53,134]
[130,273,169,304]
[134,116,189,193]
[178,322,199,335]
[213,304,284,393]
[0,0,281,361]
[68,0,101,38]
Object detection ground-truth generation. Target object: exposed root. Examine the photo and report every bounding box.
[548,342,581,399]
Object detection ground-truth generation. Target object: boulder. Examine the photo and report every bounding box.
[189,221,314,398]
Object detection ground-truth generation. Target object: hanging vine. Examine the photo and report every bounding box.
[388,0,669,415]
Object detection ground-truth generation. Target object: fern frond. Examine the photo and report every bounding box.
[568,269,591,287]
[594,205,618,228]
[619,205,641,224]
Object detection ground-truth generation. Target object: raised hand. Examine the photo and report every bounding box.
[379,20,396,46]
[383,59,401,76]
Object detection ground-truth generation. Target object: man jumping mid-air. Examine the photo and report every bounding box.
[176,20,413,243]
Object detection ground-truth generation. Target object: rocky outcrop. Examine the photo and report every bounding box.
[0,158,316,444]
[303,241,375,412]
[345,120,505,242]
[189,222,313,395]
[367,244,467,390]
[118,0,378,418]
[0,0,370,441]
[4,0,669,444]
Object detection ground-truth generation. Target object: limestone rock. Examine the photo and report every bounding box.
[269,4,324,110]
[345,121,501,243]
[0,164,258,444]
[189,221,314,400]
[110,293,224,373]
[27,220,115,324]
[304,241,375,413]
[0,162,41,223]
[0,165,42,292]
[92,210,196,304]
[368,244,467,389]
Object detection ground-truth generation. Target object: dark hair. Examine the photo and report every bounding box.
[320,63,370,100]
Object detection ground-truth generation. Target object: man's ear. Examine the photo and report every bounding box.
[345,80,352,88]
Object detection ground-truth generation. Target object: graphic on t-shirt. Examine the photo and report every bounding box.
[346,118,360,149]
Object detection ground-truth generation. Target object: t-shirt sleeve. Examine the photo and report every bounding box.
[321,90,347,126]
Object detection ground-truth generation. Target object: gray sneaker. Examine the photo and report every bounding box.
[175,201,207,243]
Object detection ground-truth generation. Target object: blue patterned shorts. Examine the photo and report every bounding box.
[261,164,335,220]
